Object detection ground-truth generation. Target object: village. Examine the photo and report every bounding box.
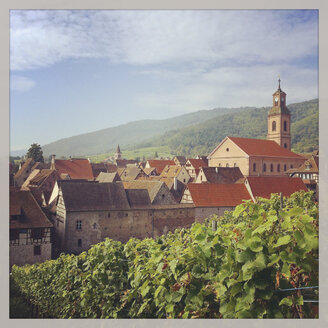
[9,81,319,268]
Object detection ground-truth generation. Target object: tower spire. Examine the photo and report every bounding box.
[278,76,281,90]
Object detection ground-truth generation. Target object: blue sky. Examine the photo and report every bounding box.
[10,10,318,151]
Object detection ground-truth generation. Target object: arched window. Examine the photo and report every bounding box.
[253,163,256,172]
[270,164,273,172]
[263,163,266,172]
[226,163,229,167]
[277,164,280,172]
[284,120,287,132]
[272,121,276,131]
[284,164,287,171]
[284,143,287,149]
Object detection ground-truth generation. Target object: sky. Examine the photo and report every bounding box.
[10,10,318,152]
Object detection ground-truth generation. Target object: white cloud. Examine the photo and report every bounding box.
[10,75,36,92]
[10,10,318,71]
[132,63,318,117]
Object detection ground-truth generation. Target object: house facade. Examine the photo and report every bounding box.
[55,181,195,254]
[10,189,53,267]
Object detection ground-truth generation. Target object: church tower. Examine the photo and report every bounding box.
[267,78,291,149]
[114,144,122,160]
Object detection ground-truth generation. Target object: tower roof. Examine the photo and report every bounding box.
[116,144,121,153]
[269,78,290,116]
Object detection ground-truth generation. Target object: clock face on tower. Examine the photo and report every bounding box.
[275,97,278,103]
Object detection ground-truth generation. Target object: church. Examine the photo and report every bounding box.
[207,80,305,177]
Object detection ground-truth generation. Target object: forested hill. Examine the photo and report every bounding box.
[130,99,318,156]
[39,106,247,158]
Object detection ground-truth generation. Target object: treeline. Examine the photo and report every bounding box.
[132,99,318,156]
[11,191,318,318]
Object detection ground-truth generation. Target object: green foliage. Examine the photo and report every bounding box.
[11,192,318,318]
[26,143,44,162]
[133,99,318,157]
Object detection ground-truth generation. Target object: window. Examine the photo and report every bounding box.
[10,229,19,241]
[218,163,221,167]
[284,121,287,132]
[272,121,276,131]
[31,228,44,240]
[78,239,82,247]
[253,163,256,172]
[291,164,293,169]
[92,223,97,230]
[277,164,280,172]
[76,220,82,230]
[234,163,237,167]
[108,213,110,218]
[226,148,229,152]
[270,164,274,172]
[263,163,266,172]
[34,245,41,256]
[284,164,287,171]
[226,163,229,167]
[284,143,287,148]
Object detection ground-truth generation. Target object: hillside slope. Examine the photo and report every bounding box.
[40,106,246,157]
[131,99,318,156]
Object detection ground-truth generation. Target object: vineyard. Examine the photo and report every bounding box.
[10,191,318,318]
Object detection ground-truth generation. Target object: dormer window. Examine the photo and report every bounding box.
[272,121,276,131]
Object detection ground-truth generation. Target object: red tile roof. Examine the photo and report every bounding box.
[186,158,208,168]
[187,183,251,207]
[246,177,308,199]
[209,136,304,158]
[54,159,94,179]
[147,160,175,174]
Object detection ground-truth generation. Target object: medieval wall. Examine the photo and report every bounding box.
[60,206,195,254]
[10,243,52,268]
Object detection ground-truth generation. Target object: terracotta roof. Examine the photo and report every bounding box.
[14,158,35,179]
[143,167,158,176]
[200,167,244,184]
[29,169,59,186]
[54,159,94,179]
[147,160,175,174]
[209,136,304,159]
[246,177,308,200]
[59,181,130,211]
[160,165,183,178]
[122,180,165,203]
[186,158,208,168]
[287,154,319,174]
[21,169,40,190]
[187,183,251,207]
[10,190,53,229]
[96,172,121,183]
[120,165,144,181]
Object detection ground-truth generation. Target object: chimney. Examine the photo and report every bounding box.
[88,157,91,163]
[215,167,218,174]
[51,154,56,169]
[174,176,178,191]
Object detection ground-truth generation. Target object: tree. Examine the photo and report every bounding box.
[26,143,44,163]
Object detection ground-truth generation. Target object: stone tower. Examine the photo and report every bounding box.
[267,78,291,149]
[114,144,122,160]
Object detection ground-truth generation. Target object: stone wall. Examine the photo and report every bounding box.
[194,207,234,223]
[59,206,195,254]
[10,243,52,268]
